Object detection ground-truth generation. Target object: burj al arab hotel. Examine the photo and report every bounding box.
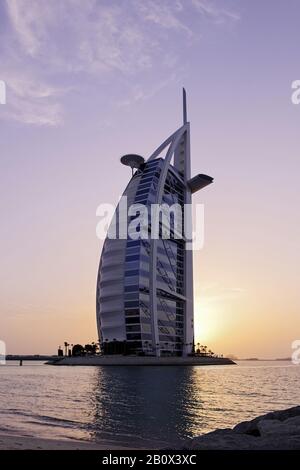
[96,90,213,357]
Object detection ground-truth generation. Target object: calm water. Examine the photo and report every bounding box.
[0,361,299,448]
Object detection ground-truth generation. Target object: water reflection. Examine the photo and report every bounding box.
[89,363,300,447]
[91,366,196,447]
[0,362,299,447]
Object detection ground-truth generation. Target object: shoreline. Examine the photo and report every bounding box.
[46,355,235,366]
[183,406,300,450]
[2,406,300,450]
[0,433,138,451]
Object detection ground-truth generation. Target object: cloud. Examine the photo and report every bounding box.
[8,95,63,127]
[116,72,182,108]
[1,71,66,126]
[5,0,42,56]
[2,0,240,126]
[191,0,240,24]
[135,0,193,36]
[5,0,160,75]
[199,284,246,303]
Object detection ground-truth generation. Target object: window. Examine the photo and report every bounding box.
[124,293,138,301]
[126,325,141,332]
[127,240,140,247]
[138,181,152,189]
[126,247,140,256]
[125,269,139,277]
[139,176,153,185]
[125,300,139,308]
[136,188,150,196]
[125,260,140,270]
[134,196,148,203]
[125,316,140,324]
[125,308,140,316]
[126,333,142,340]
[99,279,120,287]
[124,285,139,293]
[141,333,153,340]
[145,160,159,167]
[124,275,139,285]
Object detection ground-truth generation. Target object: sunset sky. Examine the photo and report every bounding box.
[1,0,299,358]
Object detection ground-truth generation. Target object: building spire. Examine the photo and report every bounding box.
[183,87,187,124]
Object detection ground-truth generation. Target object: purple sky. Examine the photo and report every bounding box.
[1,0,300,357]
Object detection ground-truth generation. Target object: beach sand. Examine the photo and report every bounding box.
[0,434,132,450]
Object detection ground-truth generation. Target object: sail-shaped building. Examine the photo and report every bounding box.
[96,90,213,357]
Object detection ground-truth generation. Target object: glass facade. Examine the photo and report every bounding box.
[96,156,188,356]
[124,159,161,352]
[96,105,213,357]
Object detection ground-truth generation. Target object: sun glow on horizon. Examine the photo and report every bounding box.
[194,297,225,348]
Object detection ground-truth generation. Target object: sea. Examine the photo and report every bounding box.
[0,361,299,448]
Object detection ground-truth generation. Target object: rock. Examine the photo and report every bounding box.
[183,406,300,450]
[233,421,256,436]
[258,418,300,436]
[257,419,282,436]
[183,429,259,450]
[285,415,300,426]
[257,435,300,450]
[184,429,300,450]
[272,406,300,421]
[233,405,300,435]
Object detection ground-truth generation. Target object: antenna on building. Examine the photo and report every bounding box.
[120,154,145,176]
[183,87,187,124]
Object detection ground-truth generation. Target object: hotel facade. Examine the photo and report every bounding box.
[96,91,213,357]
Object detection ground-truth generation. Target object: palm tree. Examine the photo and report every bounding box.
[91,342,98,355]
[64,341,69,356]
[72,344,84,356]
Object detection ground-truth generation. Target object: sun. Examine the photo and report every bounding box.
[193,297,224,347]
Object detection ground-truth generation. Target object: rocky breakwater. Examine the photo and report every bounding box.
[183,406,300,450]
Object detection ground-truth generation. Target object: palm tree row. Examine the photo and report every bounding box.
[61,341,99,357]
[60,339,218,357]
[195,343,216,357]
